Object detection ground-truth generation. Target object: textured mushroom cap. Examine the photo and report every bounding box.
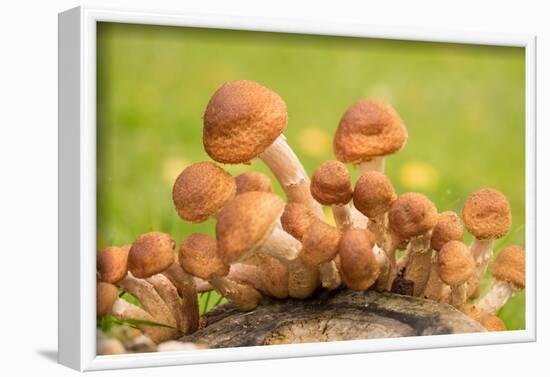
[97,282,118,316]
[338,229,380,290]
[301,221,341,267]
[431,212,465,251]
[128,232,175,278]
[280,202,317,241]
[217,191,285,265]
[492,245,525,288]
[462,188,512,240]
[437,241,475,286]
[203,80,288,163]
[172,162,236,223]
[236,171,273,194]
[353,171,397,218]
[333,99,407,163]
[462,304,484,323]
[482,315,507,332]
[310,160,353,205]
[179,233,229,280]
[97,245,131,284]
[388,192,438,240]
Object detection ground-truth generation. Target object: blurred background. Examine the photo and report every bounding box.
[97,23,525,329]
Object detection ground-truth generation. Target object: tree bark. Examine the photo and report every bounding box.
[179,289,485,348]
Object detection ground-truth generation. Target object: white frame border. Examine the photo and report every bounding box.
[58,6,537,372]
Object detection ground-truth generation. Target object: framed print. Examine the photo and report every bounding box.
[58,6,536,371]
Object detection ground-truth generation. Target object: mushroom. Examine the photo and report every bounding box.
[216,191,319,299]
[128,232,199,335]
[333,99,407,175]
[236,171,273,194]
[476,245,525,315]
[97,245,130,284]
[383,192,438,290]
[179,233,262,311]
[353,171,396,245]
[172,161,236,223]
[280,202,317,241]
[481,315,507,332]
[301,220,342,290]
[338,229,380,290]
[462,188,512,298]
[97,281,119,317]
[128,232,175,279]
[203,80,323,218]
[437,240,475,308]
[228,254,289,299]
[310,160,367,230]
[422,211,465,302]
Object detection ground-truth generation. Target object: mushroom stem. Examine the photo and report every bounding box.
[373,244,391,291]
[379,232,400,290]
[286,258,320,299]
[228,262,288,299]
[162,263,200,334]
[194,277,213,293]
[367,215,386,247]
[146,274,186,336]
[209,276,262,311]
[259,135,324,218]
[450,283,469,308]
[476,279,517,315]
[466,239,494,298]
[402,233,433,296]
[358,156,385,175]
[331,205,368,230]
[422,261,448,302]
[257,222,301,262]
[319,260,341,290]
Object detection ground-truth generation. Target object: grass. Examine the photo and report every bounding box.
[97,23,526,330]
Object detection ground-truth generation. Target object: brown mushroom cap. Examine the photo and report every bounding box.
[437,240,475,286]
[492,245,525,288]
[128,232,175,278]
[280,202,317,241]
[353,171,396,218]
[431,211,465,251]
[338,229,380,290]
[172,162,236,223]
[97,245,131,284]
[236,171,273,194]
[333,99,407,164]
[179,233,229,280]
[97,282,119,316]
[462,188,512,240]
[203,80,288,164]
[462,304,484,322]
[310,160,353,205]
[301,221,341,267]
[482,315,507,332]
[388,192,438,240]
[217,191,285,265]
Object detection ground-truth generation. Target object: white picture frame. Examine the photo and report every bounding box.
[58,6,537,372]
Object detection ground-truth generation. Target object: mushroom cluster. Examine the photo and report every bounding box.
[97,79,525,353]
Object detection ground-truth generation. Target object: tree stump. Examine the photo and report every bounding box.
[179,289,485,348]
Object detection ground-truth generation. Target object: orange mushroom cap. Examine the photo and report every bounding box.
[437,240,475,286]
[179,233,229,280]
[310,160,353,206]
[492,245,525,289]
[388,192,438,240]
[430,211,464,251]
[462,188,512,240]
[353,171,396,218]
[128,232,175,278]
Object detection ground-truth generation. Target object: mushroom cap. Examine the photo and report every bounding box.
[333,99,407,163]
[431,211,465,251]
[236,171,273,194]
[437,240,475,286]
[338,229,380,290]
[172,162,236,223]
[462,188,512,240]
[388,192,438,240]
[128,232,175,278]
[301,221,341,267]
[280,202,317,241]
[97,282,119,316]
[179,233,229,280]
[97,244,131,284]
[482,315,507,332]
[203,80,288,164]
[461,304,484,322]
[310,160,353,205]
[217,191,285,265]
[492,245,525,288]
[353,171,396,218]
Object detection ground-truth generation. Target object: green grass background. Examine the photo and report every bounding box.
[97,23,526,329]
